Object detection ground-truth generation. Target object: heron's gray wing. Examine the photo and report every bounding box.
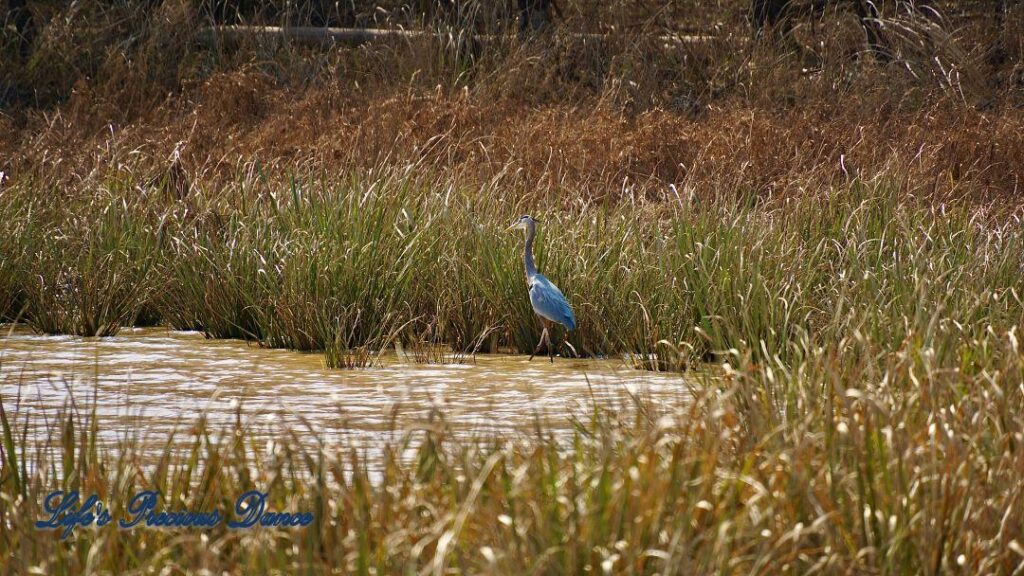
[529,275,577,330]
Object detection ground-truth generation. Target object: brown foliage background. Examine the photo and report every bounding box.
[2,0,1023,204]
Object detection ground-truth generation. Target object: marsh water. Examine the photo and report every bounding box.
[0,326,688,460]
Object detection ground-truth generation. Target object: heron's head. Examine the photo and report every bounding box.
[506,214,538,232]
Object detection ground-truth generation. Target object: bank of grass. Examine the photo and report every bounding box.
[4,2,1024,571]
[0,170,1021,369]
[4,0,1023,209]
[5,311,1024,573]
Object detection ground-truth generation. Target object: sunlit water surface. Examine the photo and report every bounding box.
[1,326,689,463]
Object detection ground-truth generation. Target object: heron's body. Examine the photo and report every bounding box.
[528,274,576,330]
[508,215,576,361]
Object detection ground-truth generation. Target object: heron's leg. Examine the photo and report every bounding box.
[529,318,550,361]
[562,340,577,359]
[546,324,554,362]
[529,327,548,361]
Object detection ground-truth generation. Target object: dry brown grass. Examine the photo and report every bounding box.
[6,77,1024,205]
[2,0,1022,205]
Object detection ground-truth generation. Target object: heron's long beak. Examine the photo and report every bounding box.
[504,223,518,232]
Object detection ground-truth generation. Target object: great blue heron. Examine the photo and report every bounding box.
[506,215,576,362]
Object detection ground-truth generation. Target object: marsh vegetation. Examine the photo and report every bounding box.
[3,0,1024,572]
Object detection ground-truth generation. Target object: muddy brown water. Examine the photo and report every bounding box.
[1,326,689,463]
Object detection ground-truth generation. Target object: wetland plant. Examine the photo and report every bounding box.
[6,319,1024,574]
[2,172,1023,370]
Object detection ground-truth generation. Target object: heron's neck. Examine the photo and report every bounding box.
[523,223,538,279]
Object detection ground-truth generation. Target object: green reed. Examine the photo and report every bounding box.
[1,170,1022,369]
[3,169,1024,572]
[7,191,162,337]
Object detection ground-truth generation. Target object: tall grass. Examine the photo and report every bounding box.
[4,1,1024,571]
[0,191,30,322]
[3,188,162,336]
[1,171,1021,369]
[5,0,1022,208]
[5,310,1024,573]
